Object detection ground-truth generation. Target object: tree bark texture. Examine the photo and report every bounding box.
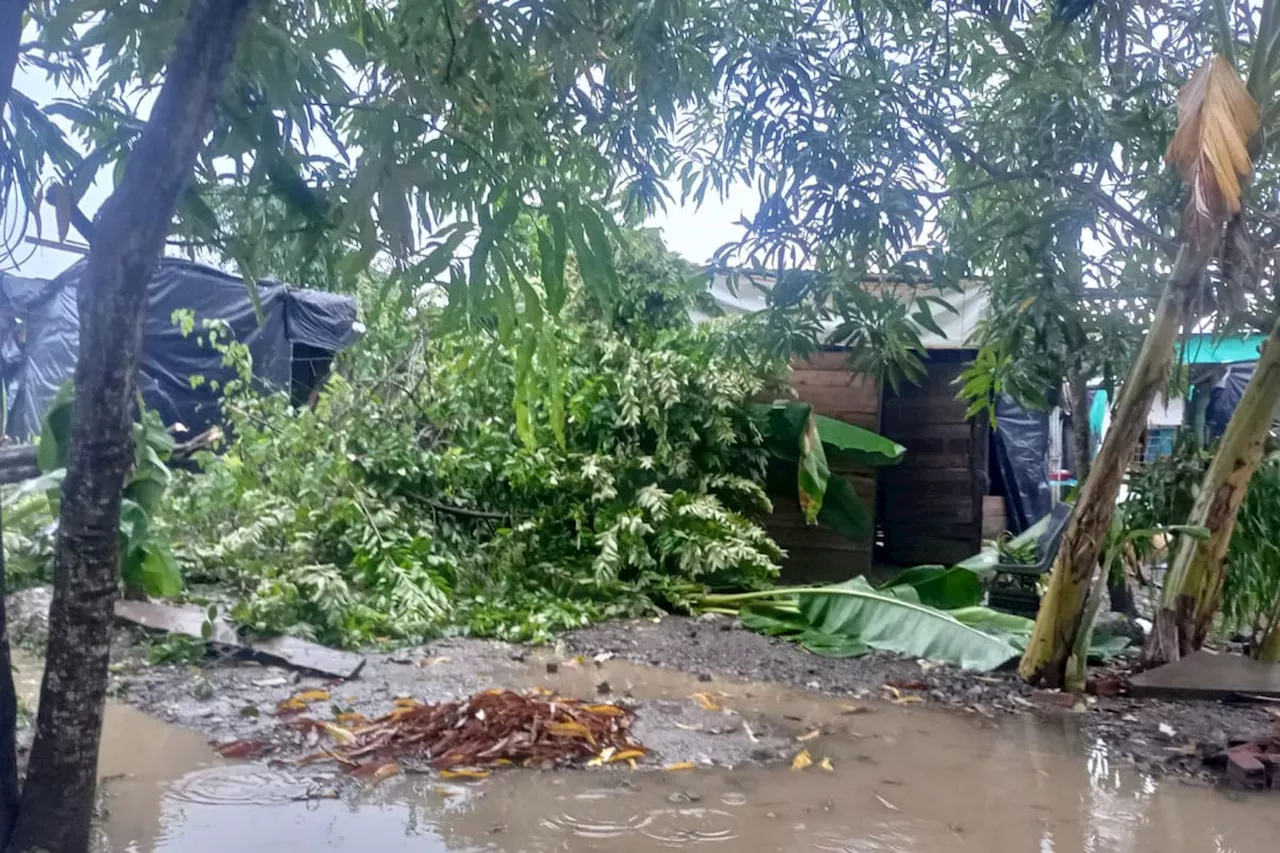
[0,506,19,850]
[1257,593,1280,662]
[1018,244,1210,687]
[1143,313,1280,666]
[1,0,33,847]
[4,2,256,851]
[1068,367,1091,485]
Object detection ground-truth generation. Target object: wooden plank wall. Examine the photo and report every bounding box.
[766,351,878,582]
[877,355,990,566]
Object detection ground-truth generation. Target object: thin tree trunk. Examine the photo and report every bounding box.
[1068,366,1091,485]
[1,1,33,847]
[0,506,19,849]
[4,2,256,851]
[1019,244,1209,687]
[1143,314,1280,666]
[1256,592,1280,661]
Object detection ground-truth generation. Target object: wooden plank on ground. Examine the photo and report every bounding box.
[115,599,366,679]
[1127,649,1280,701]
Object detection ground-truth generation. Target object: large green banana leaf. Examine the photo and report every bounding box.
[879,564,983,609]
[796,577,1020,671]
[754,400,904,531]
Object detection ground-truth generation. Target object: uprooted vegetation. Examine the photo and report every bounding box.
[145,240,800,646]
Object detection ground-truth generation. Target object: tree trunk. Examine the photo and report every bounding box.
[1,0,34,847]
[1143,314,1280,666]
[1019,244,1210,687]
[0,506,19,849]
[1257,592,1280,661]
[3,3,255,852]
[1068,366,1091,486]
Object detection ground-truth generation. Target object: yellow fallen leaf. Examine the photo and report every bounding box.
[663,761,696,772]
[370,763,400,785]
[322,722,357,746]
[890,695,923,705]
[819,757,834,772]
[791,750,813,771]
[531,687,554,697]
[609,749,646,763]
[335,712,368,726]
[393,697,423,708]
[419,656,451,667]
[796,729,821,743]
[563,655,587,667]
[295,689,331,702]
[583,704,625,716]
[692,692,722,712]
[628,758,638,771]
[547,721,594,742]
[275,697,307,714]
[586,755,605,767]
[440,768,491,780]
[881,685,903,701]
[673,722,702,732]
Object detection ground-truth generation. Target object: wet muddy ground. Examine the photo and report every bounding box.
[10,629,1280,853]
[8,588,1280,852]
[564,614,1280,781]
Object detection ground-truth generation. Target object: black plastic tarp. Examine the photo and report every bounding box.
[992,394,1051,534]
[1,258,358,440]
[1204,361,1255,440]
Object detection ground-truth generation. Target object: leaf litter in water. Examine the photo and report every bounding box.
[692,692,722,711]
[791,750,813,771]
[663,761,696,772]
[215,739,277,759]
[819,757,834,772]
[284,689,645,776]
[796,729,822,743]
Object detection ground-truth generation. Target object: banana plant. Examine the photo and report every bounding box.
[754,400,904,539]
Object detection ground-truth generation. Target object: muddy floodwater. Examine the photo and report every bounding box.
[54,655,1271,853]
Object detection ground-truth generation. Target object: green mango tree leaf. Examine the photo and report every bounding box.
[795,577,1020,672]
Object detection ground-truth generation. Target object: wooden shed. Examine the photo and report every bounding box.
[766,348,992,580]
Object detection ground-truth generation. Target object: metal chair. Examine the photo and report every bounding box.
[987,502,1074,617]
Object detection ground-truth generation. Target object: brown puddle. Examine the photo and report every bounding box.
[14,651,1280,852]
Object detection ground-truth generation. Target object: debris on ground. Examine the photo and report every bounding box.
[1206,734,1280,790]
[286,689,646,777]
[115,599,366,679]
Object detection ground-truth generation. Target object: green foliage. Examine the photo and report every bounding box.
[1123,439,1280,642]
[164,235,801,646]
[707,577,1022,672]
[5,383,182,598]
[148,634,209,666]
[756,400,904,536]
[1222,455,1280,642]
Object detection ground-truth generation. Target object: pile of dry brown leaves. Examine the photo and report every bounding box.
[266,688,646,781]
